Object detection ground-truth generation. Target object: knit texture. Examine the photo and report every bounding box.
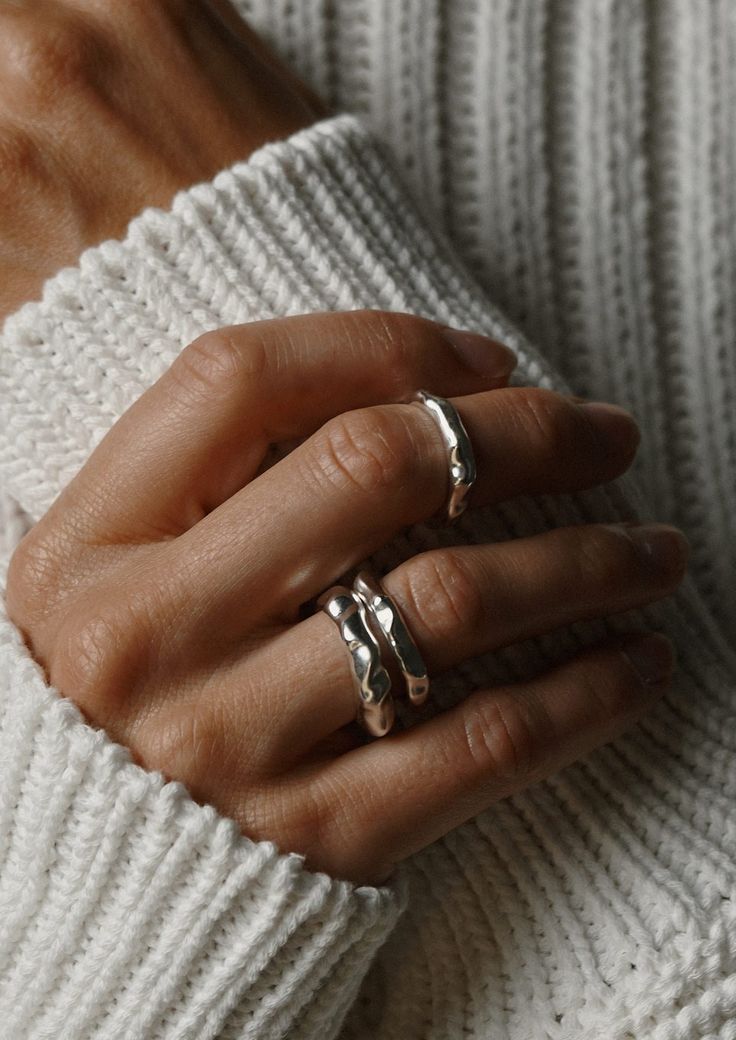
[1,10,736,1039]
[240,0,736,646]
[0,583,403,1040]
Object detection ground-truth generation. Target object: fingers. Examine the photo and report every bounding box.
[245,520,688,754]
[50,311,515,543]
[382,521,690,674]
[305,633,675,884]
[172,385,640,629]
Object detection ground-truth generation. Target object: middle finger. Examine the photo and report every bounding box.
[169,386,640,630]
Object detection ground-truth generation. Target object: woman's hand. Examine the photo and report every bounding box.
[0,0,324,320]
[6,311,689,887]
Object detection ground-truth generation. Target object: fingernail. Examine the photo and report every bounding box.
[578,400,641,452]
[621,522,691,573]
[620,632,675,685]
[442,327,517,378]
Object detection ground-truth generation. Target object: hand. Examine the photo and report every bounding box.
[0,0,324,320]
[6,311,689,887]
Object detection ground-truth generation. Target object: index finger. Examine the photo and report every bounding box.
[47,310,515,544]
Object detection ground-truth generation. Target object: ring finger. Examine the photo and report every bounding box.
[241,519,689,758]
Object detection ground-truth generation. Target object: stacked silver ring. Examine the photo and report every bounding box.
[317,389,476,738]
[410,389,477,522]
[316,584,396,737]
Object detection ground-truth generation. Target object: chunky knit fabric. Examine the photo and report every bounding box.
[243,0,736,644]
[1,4,735,1039]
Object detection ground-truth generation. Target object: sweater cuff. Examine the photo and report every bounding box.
[1,112,550,524]
[0,587,407,1038]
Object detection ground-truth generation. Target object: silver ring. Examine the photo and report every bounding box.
[410,389,477,523]
[353,570,430,706]
[317,585,396,737]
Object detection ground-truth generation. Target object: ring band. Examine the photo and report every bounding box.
[317,585,396,737]
[353,570,430,706]
[315,390,472,733]
[410,389,477,523]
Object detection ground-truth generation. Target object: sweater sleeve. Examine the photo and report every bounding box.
[0,114,722,1039]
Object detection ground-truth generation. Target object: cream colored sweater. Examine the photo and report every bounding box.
[1,3,735,1038]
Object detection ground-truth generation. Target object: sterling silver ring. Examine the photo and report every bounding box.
[315,390,473,734]
[317,584,396,737]
[410,389,477,523]
[353,569,429,706]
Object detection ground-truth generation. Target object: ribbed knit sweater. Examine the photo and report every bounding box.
[1,3,735,1038]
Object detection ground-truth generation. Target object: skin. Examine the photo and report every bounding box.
[2,2,690,887]
[0,0,324,320]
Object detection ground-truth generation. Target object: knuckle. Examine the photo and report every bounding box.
[339,310,438,387]
[510,387,575,458]
[0,14,100,100]
[6,527,67,625]
[294,777,339,859]
[313,408,415,496]
[235,772,332,869]
[348,309,434,349]
[399,550,485,642]
[51,605,124,705]
[141,702,223,788]
[7,534,51,605]
[367,308,432,347]
[173,329,267,399]
[458,692,536,787]
[572,525,640,589]
[300,771,384,881]
[50,584,161,711]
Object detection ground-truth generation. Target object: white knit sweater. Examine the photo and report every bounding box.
[1,3,735,1038]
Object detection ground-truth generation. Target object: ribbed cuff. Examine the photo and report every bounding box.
[0,591,406,1039]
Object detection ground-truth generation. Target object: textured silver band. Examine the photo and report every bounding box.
[410,388,477,523]
[316,390,472,734]
[317,584,396,737]
[353,569,430,706]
